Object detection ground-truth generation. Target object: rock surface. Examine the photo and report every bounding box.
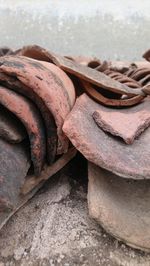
[93,97,150,144]
[88,162,150,252]
[63,94,150,179]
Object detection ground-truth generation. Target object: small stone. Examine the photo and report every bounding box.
[14,246,25,261]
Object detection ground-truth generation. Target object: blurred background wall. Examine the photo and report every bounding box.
[0,0,150,60]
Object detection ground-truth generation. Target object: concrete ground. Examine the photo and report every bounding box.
[0,1,150,265]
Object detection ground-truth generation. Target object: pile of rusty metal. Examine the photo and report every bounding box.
[0,45,150,251]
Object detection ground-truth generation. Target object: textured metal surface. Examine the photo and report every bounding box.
[0,86,46,176]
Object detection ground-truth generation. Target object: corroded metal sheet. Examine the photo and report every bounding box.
[0,86,46,176]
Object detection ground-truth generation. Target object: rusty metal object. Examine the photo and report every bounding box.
[0,105,26,143]
[0,86,46,176]
[0,138,30,213]
[0,55,76,156]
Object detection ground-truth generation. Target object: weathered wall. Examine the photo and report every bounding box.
[0,0,150,60]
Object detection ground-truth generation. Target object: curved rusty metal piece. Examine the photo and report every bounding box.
[81,80,144,107]
[0,86,46,176]
[0,55,76,156]
[0,105,26,143]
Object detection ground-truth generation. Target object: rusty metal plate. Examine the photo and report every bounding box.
[0,105,26,143]
[0,86,46,176]
[0,138,30,214]
[0,55,76,155]
[63,93,150,179]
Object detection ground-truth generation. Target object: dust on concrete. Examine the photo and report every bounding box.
[0,154,150,266]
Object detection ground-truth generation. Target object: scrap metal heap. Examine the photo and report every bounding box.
[0,45,150,251]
